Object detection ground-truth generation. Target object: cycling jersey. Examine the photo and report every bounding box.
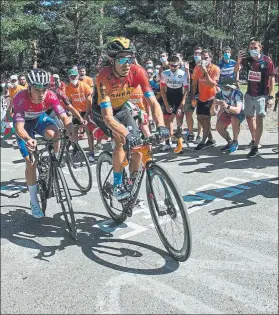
[96,64,154,110]
[217,59,237,82]
[160,69,189,106]
[13,89,65,123]
[128,85,148,111]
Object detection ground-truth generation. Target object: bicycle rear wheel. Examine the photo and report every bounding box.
[96,151,127,223]
[54,166,77,240]
[146,164,192,261]
[66,142,92,193]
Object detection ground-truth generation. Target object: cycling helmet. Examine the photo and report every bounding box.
[27,68,51,87]
[107,37,136,58]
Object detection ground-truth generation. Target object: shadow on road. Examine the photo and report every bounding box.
[1,207,179,275]
[183,177,278,216]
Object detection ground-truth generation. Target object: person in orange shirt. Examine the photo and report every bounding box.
[8,74,26,112]
[78,66,94,93]
[191,49,220,150]
[65,68,95,163]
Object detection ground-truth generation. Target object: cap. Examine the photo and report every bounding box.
[10,75,18,81]
[68,69,79,76]
[220,77,237,89]
[53,74,60,79]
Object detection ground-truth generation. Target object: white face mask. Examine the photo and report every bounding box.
[0,83,5,88]
[201,60,210,67]
[11,81,18,87]
[222,89,231,96]
[71,79,79,85]
[7,83,12,88]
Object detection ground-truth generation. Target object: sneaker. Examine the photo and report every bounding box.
[194,142,206,151]
[247,140,262,149]
[247,146,259,158]
[88,153,95,163]
[160,144,171,152]
[186,133,195,142]
[228,141,239,153]
[94,143,103,153]
[220,142,232,152]
[195,136,202,144]
[113,184,130,201]
[205,139,216,148]
[30,201,44,218]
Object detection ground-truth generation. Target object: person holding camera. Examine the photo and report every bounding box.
[235,39,276,158]
[211,77,245,153]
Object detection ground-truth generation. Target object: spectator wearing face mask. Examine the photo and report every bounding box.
[191,49,220,151]
[154,65,161,82]
[158,52,169,78]
[7,75,27,114]
[218,46,239,88]
[145,59,154,69]
[211,77,245,153]
[235,39,276,158]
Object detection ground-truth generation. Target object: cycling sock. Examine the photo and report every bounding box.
[113,172,123,186]
[28,184,39,204]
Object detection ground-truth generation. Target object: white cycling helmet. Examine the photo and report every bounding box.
[27,69,51,87]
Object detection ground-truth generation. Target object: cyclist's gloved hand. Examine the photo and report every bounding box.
[124,133,142,151]
[157,126,170,140]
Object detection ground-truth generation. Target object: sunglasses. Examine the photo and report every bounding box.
[147,72,154,75]
[169,64,179,68]
[116,57,134,65]
[32,83,49,91]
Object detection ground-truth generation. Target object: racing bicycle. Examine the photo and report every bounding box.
[96,133,192,261]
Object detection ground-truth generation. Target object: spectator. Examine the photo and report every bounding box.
[158,51,169,77]
[7,75,26,113]
[212,77,245,153]
[191,49,220,150]
[218,46,239,88]
[145,59,154,69]
[78,66,94,93]
[18,74,28,88]
[184,46,203,143]
[235,39,276,158]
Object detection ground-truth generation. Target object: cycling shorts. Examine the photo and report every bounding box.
[92,103,140,138]
[16,113,57,158]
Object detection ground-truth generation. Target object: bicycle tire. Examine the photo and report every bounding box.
[66,142,92,193]
[54,166,77,240]
[96,151,127,223]
[38,178,47,214]
[146,164,192,261]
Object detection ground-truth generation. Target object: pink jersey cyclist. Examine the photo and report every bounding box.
[14,89,65,158]
[13,89,65,123]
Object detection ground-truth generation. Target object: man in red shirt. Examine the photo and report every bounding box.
[235,39,276,158]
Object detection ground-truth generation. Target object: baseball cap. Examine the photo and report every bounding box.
[68,69,79,76]
[53,74,60,79]
[10,75,18,81]
[220,77,237,89]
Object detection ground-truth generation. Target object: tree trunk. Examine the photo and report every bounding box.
[18,52,23,71]
[252,0,260,36]
[31,39,38,69]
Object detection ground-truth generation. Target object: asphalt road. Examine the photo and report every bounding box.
[1,129,278,314]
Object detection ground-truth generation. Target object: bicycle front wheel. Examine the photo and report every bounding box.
[96,151,127,223]
[66,142,92,193]
[54,166,77,240]
[146,164,192,261]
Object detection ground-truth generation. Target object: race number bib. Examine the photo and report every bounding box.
[248,70,261,82]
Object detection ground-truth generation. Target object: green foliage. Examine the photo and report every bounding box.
[0,0,277,76]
